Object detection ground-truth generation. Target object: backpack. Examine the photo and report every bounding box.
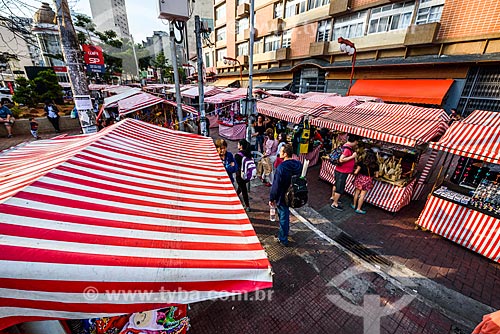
[285,175,308,208]
[238,152,257,181]
[328,145,351,166]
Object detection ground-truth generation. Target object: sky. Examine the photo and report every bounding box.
[19,0,170,42]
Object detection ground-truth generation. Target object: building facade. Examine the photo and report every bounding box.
[212,0,500,114]
[89,0,130,39]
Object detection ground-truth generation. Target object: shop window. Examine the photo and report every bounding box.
[368,1,415,34]
[333,10,367,39]
[316,19,332,42]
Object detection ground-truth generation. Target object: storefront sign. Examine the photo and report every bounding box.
[74,95,98,134]
[82,45,104,65]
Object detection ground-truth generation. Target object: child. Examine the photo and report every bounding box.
[29,118,41,140]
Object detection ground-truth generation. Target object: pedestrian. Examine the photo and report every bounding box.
[351,150,379,214]
[256,128,278,187]
[44,100,60,133]
[0,100,14,138]
[235,139,252,212]
[274,132,288,169]
[246,118,257,152]
[331,134,359,211]
[215,138,237,184]
[29,118,41,140]
[269,143,303,247]
[254,115,265,153]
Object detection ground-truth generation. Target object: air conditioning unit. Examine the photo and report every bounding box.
[158,0,190,22]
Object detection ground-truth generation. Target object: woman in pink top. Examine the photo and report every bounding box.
[331,134,359,211]
[257,128,278,186]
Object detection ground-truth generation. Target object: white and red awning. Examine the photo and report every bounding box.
[204,93,243,104]
[181,86,223,99]
[300,95,382,107]
[118,92,165,116]
[266,90,296,99]
[311,102,449,147]
[103,88,142,108]
[104,86,136,95]
[430,110,500,164]
[256,96,333,124]
[0,119,272,329]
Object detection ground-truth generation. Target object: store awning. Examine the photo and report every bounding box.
[348,79,454,105]
[311,102,450,147]
[255,81,292,90]
[118,92,165,115]
[0,119,272,330]
[257,96,333,124]
[208,78,239,88]
[204,93,243,104]
[430,110,500,164]
[163,100,198,115]
[266,90,297,99]
[103,85,135,95]
[103,88,142,108]
[301,95,382,107]
[181,86,224,99]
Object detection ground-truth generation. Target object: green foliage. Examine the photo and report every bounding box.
[31,70,63,104]
[9,105,22,118]
[13,77,35,107]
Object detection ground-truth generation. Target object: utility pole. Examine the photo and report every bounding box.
[170,22,184,131]
[53,0,89,95]
[195,16,208,137]
[247,0,255,117]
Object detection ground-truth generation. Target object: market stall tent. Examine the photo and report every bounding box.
[0,119,272,330]
[256,96,333,124]
[117,92,196,116]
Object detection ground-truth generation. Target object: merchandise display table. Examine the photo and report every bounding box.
[293,146,321,167]
[218,122,246,140]
[416,195,500,263]
[319,160,416,212]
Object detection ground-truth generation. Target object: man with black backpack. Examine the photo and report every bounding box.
[269,144,303,247]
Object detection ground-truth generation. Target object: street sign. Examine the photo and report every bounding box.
[86,64,106,73]
[74,95,98,134]
[82,45,104,65]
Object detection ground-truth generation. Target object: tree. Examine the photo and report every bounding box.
[31,70,64,104]
[12,77,35,107]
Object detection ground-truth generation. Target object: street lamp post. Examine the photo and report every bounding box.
[338,37,356,96]
[223,56,242,84]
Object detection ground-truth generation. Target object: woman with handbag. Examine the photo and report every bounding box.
[351,150,379,214]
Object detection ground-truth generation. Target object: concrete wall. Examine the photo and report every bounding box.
[0,116,81,137]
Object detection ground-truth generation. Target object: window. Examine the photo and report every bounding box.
[368,1,415,34]
[254,38,263,54]
[205,52,211,67]
[237,0,249,5]
[237,43,248,56]
[216,27,226,41]
[215,4,226,21]
[236,17,249,35]
[333,10,367,39]
[416,0,444,25]
[285,0,307,18]
[309,0,330,10]
[316,19,332,42]
[217,48,227,62]
[264,34,280,52]
[282,30,292,48]
[274,2,283,19]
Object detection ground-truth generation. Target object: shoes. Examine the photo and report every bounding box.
[355,209,367,214]
[350,204,356,209]
[331,204,344,211]
[275,236,289,247]
[6,134,12,138]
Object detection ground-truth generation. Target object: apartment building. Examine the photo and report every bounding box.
[89,0,130,39]
[212,0,500,114]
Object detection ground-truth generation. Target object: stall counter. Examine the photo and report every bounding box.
[218,122,246,140]
[416,195,500,263]
[320,160,416,212]
[293,146,321,167]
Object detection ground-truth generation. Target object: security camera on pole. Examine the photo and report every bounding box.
[158,0,191,131]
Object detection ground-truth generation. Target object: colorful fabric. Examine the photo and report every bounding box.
[353,174,374,191]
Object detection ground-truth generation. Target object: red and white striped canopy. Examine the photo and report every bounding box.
[430,110,500,164]
[181,86,223,99]
[163,100,198,115]
[104,86,135,95]
[311,102,449,147]
[257,96,333,124]
[0,119,272,330]
[204,93,243,104]
[300,95,382,107]
[118,92,165,116]
[103,88,142,108]
[266,90,297,99]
